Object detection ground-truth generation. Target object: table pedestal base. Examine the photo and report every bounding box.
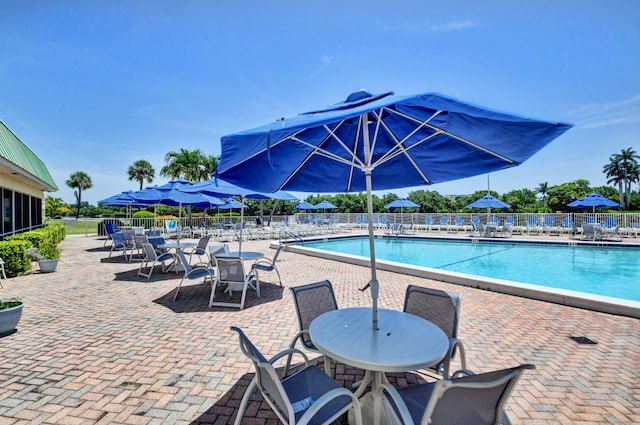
[348,392,399,425]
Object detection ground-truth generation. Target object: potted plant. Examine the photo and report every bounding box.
[0,297,23,336]
[26,245,61,273]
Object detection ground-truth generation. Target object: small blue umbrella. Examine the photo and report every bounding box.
[295,201,317,210]
[315,200,337,210]
[567,192,620,212]
[218,89,572,330]
[466,194,511,221]
[466,195,511,209]
[385,198,419,222]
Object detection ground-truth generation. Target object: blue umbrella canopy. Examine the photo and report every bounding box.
[384,198,419,209]
[567,192,620,212]
[156,178,193,191]
[184,176,296,200]
[218,90,572,330]
[98,192,147,208]
[315,200,338,209]
[465,195,511,209]
[130,188,223,208]
[295,201,317,210]
[217,199,244,209]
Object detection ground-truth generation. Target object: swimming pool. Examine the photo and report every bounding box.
[295,236,640,316]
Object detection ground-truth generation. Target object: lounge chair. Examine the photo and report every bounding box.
[439,215,448,232]
[403,285,467,379]
[285,280,339,377]
[542,216,561,236]
[424,215,434,232]
[561,216,576,235]
[230,326,362,425]
[376,364,535,425]
[172,250,216,301]
[526,216,541,236]
[164,219,178,238]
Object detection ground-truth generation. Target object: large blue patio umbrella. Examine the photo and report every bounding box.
[567,192,620,212]
[130,187,224,239]
[384,198,419,223]
[185,176,297,251]
[218,90,572,329]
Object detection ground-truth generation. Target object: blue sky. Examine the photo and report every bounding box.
[1,1,639,205]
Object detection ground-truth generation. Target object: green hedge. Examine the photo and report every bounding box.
[1,223,65,276]
[0,240,32,277]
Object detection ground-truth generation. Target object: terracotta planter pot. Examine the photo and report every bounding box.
[0,302,23,336]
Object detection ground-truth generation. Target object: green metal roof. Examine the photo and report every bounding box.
[0,119,58,191]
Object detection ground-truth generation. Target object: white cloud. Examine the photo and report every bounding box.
[569,93,640,129]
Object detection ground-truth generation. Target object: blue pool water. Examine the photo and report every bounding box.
[303,237,640,302]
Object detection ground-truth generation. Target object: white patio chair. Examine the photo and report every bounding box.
[251,245,284,286]
[209,256,257,309]
[137,243,175,279]
[231,326,362,425]
[172,250,216,301]
[376,364,535,425]
[109,232,133,261]
[285,280,339,377]
[182,235,211,266]
[403,285,467,379]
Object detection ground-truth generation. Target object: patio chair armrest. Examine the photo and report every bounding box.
[299,386,362,424]
[268,347,310,367]
[374,382,413,425]
[442,338,467,378]
[450,368,477,378]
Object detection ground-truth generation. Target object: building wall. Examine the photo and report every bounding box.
[0,168,45,239]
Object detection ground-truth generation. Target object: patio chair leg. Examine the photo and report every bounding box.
[234,377,257,425]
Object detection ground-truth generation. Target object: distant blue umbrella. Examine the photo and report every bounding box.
[315,200,337,209]
[295,201,317,210]
[156,178,193,191]
[385,198,419,222]
[185,177,296,252]
[466,194,510,220]
[384,198,419,209]
[466,195,511,209]
[567,192,620,212]
[98,192,147,208]
[217,199,244,209]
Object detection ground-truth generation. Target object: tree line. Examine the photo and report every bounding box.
[49,147,640,218]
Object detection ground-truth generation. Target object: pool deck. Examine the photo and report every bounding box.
[0,232,638,424]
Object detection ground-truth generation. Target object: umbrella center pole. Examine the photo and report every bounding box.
[360,131,379,330]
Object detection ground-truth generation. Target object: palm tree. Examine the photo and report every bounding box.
[160,148,206,181]
[127,159,155,190]
[603,148,640,208]
[535,182,549,210]
[201,154,220,180]
[66,171,93,218]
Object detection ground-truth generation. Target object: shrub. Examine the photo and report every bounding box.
[0,240,33,277]
[133,210,155,219]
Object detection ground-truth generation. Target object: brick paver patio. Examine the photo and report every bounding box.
[0,233,638,424]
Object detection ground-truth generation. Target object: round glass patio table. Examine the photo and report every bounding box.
[310,307,448,425]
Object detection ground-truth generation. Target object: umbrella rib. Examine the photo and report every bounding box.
[278,121,367,189]
[391,108,516,163]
